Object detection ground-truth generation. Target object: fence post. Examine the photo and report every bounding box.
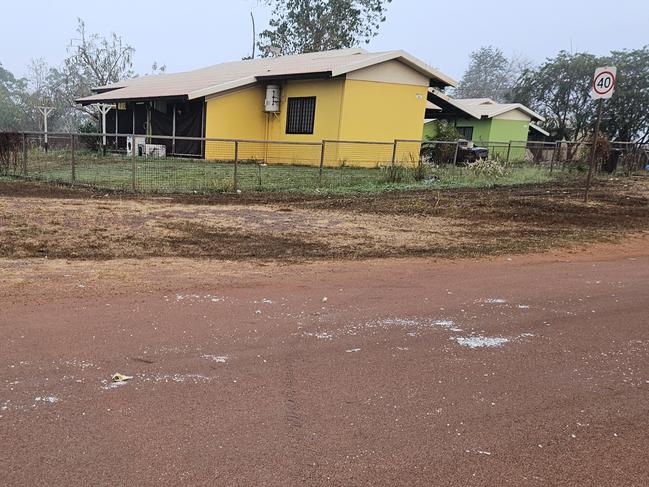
[549,142,557,173]
[452,141,460,165]
[391,140,398,167]
[560,141,566,171]
[70,134,76,183]
[233,140,239,192]
[318,140,326,186]
[131,134,136,192]
[506,141,512,164]
[22,133,28,177]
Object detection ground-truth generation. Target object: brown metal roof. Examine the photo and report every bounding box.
[77,48,456,104]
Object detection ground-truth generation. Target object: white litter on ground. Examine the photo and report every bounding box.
[451,333,535,349]
[303,332,336,340]
[101,380,129,390]
[147,374,214,384]
[432,320,464,332]
[479,298,508,304]
[451,336,510,349]
[173,294,224,303]
[34,396,59,403]
[517,333,535,339]
[432,320,455,328]
[517,304,531,309]
[364,317,464,333]
[346,348,361,353]
[63,359,96,370]
[202,354,228,363]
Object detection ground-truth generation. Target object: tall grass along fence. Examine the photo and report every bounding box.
[1,131,647,194]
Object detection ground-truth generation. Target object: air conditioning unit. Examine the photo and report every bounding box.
[126,136,146,156]
[264,85,281,112]
[144,144,166,158]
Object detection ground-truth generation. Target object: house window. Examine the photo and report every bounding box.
[286,97,316,134]
[456,126,474,140]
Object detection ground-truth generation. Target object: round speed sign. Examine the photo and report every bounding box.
[591,67,617,99]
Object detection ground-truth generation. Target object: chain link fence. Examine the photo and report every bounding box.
[1,132,647,193]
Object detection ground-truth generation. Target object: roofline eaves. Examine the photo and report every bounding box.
[187,76,259,100]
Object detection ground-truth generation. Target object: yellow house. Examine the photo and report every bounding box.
[77,48,456,167]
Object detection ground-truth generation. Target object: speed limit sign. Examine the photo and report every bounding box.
[591,66,617,99]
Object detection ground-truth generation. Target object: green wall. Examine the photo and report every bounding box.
[423,117,531,161]
[423,118,492,141]
[488,119,530,160]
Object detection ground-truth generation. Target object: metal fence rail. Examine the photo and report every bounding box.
[1,131,647,193]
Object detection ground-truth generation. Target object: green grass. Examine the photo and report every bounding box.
[12,149,565,195]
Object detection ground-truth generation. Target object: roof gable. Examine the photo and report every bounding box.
[427,89,544,122]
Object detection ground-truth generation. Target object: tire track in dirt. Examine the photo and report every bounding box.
[282,350,321,485]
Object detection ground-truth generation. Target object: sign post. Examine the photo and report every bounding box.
[584,67,616,203]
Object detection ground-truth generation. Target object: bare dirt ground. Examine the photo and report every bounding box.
[1,240,649,486]
[0,176,648,260]
[1,178,649,486]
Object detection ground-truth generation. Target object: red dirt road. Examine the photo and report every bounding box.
[1,245,649,486]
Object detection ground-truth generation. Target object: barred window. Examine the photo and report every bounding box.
[286,97,316,134]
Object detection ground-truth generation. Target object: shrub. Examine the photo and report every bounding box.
[381,163,411,184]
[413,160,429,181]
[467,158,509,178]
[78,119,101,151]
[422,121,461,165]
[0,132,21,174]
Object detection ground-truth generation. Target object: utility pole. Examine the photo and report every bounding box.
[250,12,256,59]
[37,106,54,152]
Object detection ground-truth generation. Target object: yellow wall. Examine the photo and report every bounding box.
[205,79,344,164]
[205,86,265,160]
[339,80,427,141]
[264,79,345,166]
[204,76,428,167]
[337,80,427,167]
[267,79,344,142]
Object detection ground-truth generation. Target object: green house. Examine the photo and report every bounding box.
[423,89,548,160]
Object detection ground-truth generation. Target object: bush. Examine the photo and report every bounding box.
[413,161,430,181]
[467,159,509,178]
[78,119,101,151]
[381,163,411,184]
[422,121,461,165]
[0,132,21,174]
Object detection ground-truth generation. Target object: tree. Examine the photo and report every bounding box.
[604,47,649,142]
[53,18,135,120]
[23,58,68,131]
[511,51,601,143]
[453,46,528,102]
[0,63,28,131]
[258,0,391,56]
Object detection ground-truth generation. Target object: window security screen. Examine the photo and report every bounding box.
[286,97,316,134]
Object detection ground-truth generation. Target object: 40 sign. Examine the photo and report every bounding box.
[591,66,617,99]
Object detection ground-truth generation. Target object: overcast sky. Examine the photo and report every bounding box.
[1,0,647,81]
